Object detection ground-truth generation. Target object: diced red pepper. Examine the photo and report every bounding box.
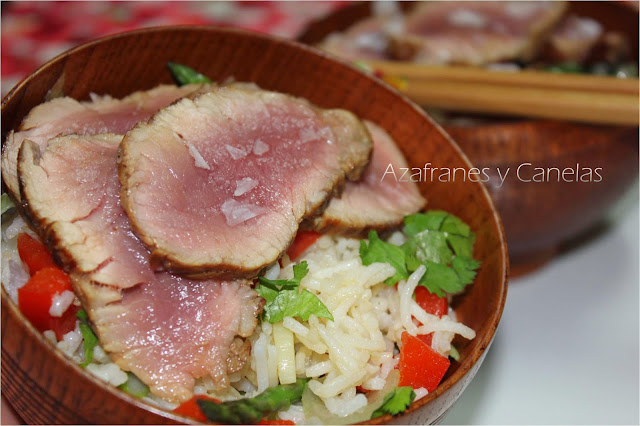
[414,286,447,318]
[415,287,448,346]
[18,267,74,333]
[257,420,295,425]
[398,332,450,392]
[173,395,220,422]
[418,333,433,347]
[356,385,372,394]
[17,233,57,275]
[50,304,80,341]
[286,231,321,261]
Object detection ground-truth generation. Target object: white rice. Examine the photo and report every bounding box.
[2,210,476,422]
[1,212,131,392]
[234,234,476,421]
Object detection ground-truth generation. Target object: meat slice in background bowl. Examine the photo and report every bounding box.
[118,85,373,278]
[2,84,200,202]
[18,134,263,403]
[390,1,567,64]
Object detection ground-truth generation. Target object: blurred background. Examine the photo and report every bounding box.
[1,1,638,425]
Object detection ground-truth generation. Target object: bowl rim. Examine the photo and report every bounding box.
[1,24,509,425]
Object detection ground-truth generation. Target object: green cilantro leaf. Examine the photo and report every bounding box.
[404,211,480,296]
[76,309,99,367]
[358,211,481,297]
[402,230,452,265]
[256,261,333,323]
[371,387,416,419]
[403,210,448,236]
[360,231,409,285]
[452,256,481,286]
[418,261,459,297]
[264,288,333,323]
[167,62,212,85]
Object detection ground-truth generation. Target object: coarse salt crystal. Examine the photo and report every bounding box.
[253,139,270,155]
[221,199,267,226]
[234,177,259,196]
[186,141,210,170]
[448,9,487,28]
[225,144,247,160]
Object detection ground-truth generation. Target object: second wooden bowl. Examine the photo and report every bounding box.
[298,1,639,272]
[1,26,508,424]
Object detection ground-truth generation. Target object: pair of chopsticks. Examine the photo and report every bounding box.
[365,60,639,126]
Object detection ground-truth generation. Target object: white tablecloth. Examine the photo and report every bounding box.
[442,190,639,424]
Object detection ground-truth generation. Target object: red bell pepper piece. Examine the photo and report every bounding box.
[286,231,321,261]
[418,333,433,347]
[173,395,221,422]
[415,286,448,345]
[414,286,447,318]
[17,267,74,334]
[17,233,57,275]
[398,332,450,392]
[356,385,371,394]
[50,304,80,341]
[257,420,295,425]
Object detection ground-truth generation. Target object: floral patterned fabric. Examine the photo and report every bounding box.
[1,1,344,95]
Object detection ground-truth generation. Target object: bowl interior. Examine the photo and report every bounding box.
[1,26,508,424]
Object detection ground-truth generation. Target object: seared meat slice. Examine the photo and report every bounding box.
[314,121,425,235]
[2,84,201,201]
[119,86,372,278]
[390,1,567,65]
[19,135,261,403]
[320,16,398,61]
[545,15,603,62]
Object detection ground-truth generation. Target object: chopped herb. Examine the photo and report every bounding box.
[1,193,15,216]
[197,378,308,424]
[256,262,333,323]
[359,211,481,297]
[118,372,150,398]
[76,309,99,367]
[360,231,410,285]
[167,62,212,85]
[371,386,416,419]
[449,344,460,362]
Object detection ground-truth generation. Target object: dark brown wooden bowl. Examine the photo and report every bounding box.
[1,26,508,425]
[298,1,639,273]
[444,121,638,269]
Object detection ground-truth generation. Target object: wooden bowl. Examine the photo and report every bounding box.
[444,121,638,269]
[1,26,508,425]
[298,1,639,273]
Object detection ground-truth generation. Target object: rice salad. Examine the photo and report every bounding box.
[2,196,479,424]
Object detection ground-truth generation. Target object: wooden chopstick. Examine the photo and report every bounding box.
[364,60,639,125]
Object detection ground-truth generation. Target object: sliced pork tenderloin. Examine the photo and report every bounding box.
[314,121,425,235]
[18,135,261,403]
[119,86,372,278]
[390,1,567,65]
[544,15,603,62]
[2,84,204,201]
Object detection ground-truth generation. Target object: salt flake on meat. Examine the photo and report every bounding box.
[185,140,210,170]
[253,139,270,155]
[221,199,267,227]
[234,177,259,196]
[448,9,488,28]
[225,144,247,160]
